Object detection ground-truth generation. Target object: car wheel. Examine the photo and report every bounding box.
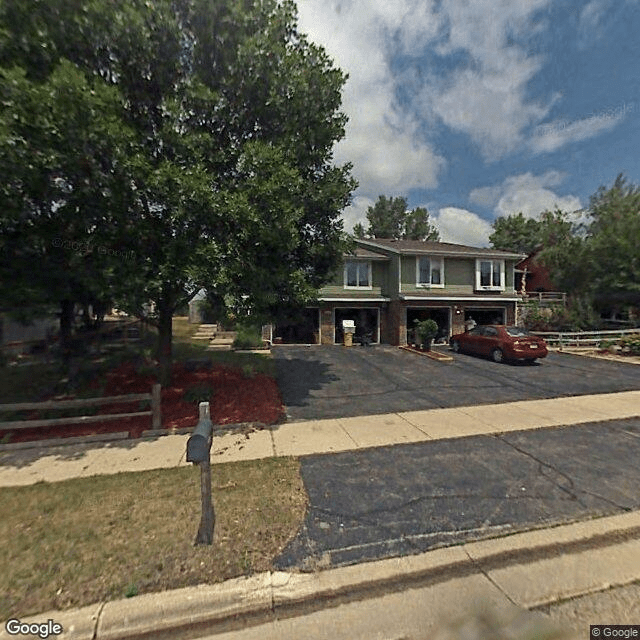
[491,348,504,363]
[451,340,460,353]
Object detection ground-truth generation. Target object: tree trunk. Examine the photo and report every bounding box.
[60,299,75,371]
[157,296,173,386]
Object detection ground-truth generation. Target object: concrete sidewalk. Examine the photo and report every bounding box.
[0,390,639,487]
[3,510,640,639]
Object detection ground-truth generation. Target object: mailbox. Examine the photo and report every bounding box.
[186,402,213,463]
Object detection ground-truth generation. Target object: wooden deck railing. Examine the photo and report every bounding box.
[521,292,567,304]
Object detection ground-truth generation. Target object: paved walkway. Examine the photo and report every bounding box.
[0,390,639,487]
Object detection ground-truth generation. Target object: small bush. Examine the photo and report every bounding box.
[183,384,215,404]
[233,326,263,350]
[242,364,256,379]
[620,335,640,355]
[124,584,138,598]
[414,319,439,348]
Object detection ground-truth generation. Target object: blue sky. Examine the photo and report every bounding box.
[296,0,640,247]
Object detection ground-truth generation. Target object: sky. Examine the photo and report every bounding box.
[296,0,640,247]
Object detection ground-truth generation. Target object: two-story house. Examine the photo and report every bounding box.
[294,238,524,346]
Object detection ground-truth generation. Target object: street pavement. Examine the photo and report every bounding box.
[275,417,640,571]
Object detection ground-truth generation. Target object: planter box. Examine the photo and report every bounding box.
[399,345,453,362]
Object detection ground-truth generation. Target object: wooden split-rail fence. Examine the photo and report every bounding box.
[0,384,161,432]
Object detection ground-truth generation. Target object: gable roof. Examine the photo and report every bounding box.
[355,237,524,260]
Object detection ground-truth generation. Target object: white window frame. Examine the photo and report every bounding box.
[415,256,445,288]
[344,260,372,290]
[475,259,505,291]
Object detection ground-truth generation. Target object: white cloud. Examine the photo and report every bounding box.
[433,207,493,247]
[530,109,627,154]
[297,0,446,195]
[468,185,502,208]
[341,195,374,233]
[422,0,556,160]
[470,171,582,219]
[577,0,609,48]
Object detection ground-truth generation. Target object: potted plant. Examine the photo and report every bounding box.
[413,319,439,351]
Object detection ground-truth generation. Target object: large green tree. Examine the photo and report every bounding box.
[0,58,134,356]
[488,212,543,254]
[0,0,356,381]
[489,208,589,293]
[353,195,439,241]
[582,174,640,305]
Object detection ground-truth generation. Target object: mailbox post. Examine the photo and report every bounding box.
[186,402,214,545]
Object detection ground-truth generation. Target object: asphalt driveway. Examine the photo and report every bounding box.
[273,345,640,421]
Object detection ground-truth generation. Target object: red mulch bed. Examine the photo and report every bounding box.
[5,363,285,444]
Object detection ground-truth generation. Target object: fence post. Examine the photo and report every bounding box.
[151,383,161,429]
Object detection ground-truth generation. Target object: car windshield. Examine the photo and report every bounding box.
[505,326,531,337]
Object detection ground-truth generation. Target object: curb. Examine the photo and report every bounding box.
[399,345,454,362]
[6,511,640,640]
[555,349,640,366]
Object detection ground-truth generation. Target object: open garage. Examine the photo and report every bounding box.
[406,307,450,344]
[464,306,506,326]
[334,308,380,344]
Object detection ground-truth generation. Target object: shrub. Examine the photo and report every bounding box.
[232,325,263,350]
[183,384,215,404]
[414,319,439,348]
[620,335,640,355]
[242,364,256,379]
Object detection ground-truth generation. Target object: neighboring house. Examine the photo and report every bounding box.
[0,310,58,356]
[188,289,207,324]
[275,238,524,345]
[515,250,556,294]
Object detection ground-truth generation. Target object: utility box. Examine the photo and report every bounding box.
[342,319,355,347]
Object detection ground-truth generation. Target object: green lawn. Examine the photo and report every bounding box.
[0,457,307,619]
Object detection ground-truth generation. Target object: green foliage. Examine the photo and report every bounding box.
[0,0,356,378]
[584,174,640,298]
[233,326,264,350]
[522,296,600,331]
[357,195,440,241]
[489,213,542,254]
[124,584,138,598]
[414,318,439,345]
[619,335,640,355]
[183,384,215,404]
[242,364,256,379]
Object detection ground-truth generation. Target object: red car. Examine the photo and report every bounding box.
[449,325,548,364]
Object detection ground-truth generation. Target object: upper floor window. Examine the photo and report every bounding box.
[344,260,372,289]
[416,256,444,287]
[476,259,505,290]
